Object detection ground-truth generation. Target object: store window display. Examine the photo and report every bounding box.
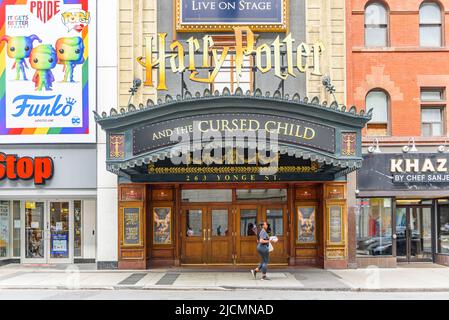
[439,205,449,254]
[356,198,393,256]
[0,201,9,259]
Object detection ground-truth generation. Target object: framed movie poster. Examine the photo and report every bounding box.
[153,207,172,245]
[123,207,141,246]
[0,0,96,143]
[297,206,316,243]
[328,205,344,245]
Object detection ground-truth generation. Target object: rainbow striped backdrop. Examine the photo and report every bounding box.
[0,0,90,136]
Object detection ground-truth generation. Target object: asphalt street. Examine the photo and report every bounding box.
[0,289,449,300]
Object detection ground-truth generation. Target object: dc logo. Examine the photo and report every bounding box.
[72,117,80,125]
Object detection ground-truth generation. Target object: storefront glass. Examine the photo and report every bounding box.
[0,201,10,259]
[50,202,70,259]
[25,202,45,259]
[356,198,393,256]
[74,201,82,257]
[12,201,21,257]
[438,205,449,254]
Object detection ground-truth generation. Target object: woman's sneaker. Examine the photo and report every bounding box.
[250,269,257,279]
[261,276,271,281]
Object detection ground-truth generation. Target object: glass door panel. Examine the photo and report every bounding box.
[211,209,229,237]
[49,202,70,260]
[25,202,45,261]
[240,209,257,237]
[396,206,433,262]
[266,209,284,236]
[395,207,407,260]
[410,207,432,261]
[186,209,203,238]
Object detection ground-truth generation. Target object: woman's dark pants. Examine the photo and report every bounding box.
[257,243,269,274]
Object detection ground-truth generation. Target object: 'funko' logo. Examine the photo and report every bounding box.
[30,0,61,24]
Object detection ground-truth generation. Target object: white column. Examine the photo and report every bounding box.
[96,0,119,268]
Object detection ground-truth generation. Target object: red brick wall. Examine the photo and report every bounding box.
[347,0,449,141]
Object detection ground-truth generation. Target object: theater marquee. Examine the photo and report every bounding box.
[132,113,336,156]
[176,0,288,32]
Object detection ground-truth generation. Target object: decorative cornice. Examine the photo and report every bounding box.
[94,87,372,124]
[106,144,363,175]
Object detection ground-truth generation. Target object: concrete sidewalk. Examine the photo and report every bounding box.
[0,263,449,292]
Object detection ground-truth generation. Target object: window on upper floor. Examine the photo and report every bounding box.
[208,35,253,94]
[421,88,445,102]
[212,52,252,94]
[421,107,444,136]
[420,88,446,136]
[366,90,389,136]
[420,2,443,47]
[365,2,388,47]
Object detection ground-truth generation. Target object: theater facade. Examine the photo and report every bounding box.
[95,91,370,269]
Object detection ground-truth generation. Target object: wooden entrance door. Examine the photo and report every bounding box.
[235,205,260,264]
[207,207,233,264]
[235,205,289,264]
[263,205,288,263]
[181,207,206,264]
[181,206,233,264]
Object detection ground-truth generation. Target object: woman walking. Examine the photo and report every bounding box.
[251,221,271,280]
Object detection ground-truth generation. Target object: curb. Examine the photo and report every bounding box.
[1,285,449,293]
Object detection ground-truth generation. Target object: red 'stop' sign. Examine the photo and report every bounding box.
[0,152,54,185]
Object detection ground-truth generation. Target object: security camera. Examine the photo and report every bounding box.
[402,145,410,153]
[322,76,331,87]
[133,79,142,88]
[438,145,446,153]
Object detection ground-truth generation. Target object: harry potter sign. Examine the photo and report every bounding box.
[137,27,323,91]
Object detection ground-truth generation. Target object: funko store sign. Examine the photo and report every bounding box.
[0,153,54,185]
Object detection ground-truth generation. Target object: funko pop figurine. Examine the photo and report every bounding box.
[29,44,57,91]
[0,35,42,81]
[55,37,84,82]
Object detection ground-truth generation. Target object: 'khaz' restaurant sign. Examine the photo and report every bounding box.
[358,154,449,191]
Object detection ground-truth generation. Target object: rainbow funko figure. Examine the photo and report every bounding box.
[29,45,57,91]
[0,35,42,81]
[55,37,84,83]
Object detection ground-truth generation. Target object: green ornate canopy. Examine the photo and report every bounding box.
[95,88,371,182]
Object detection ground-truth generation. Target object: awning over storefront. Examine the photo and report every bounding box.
[95,89,371,182]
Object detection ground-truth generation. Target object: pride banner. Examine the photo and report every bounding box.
[0,0,96,143]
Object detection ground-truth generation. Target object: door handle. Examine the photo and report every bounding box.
[203,229,206,241]
[208,229,211,241]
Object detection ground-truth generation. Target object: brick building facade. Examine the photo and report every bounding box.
[347,0,449,268]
